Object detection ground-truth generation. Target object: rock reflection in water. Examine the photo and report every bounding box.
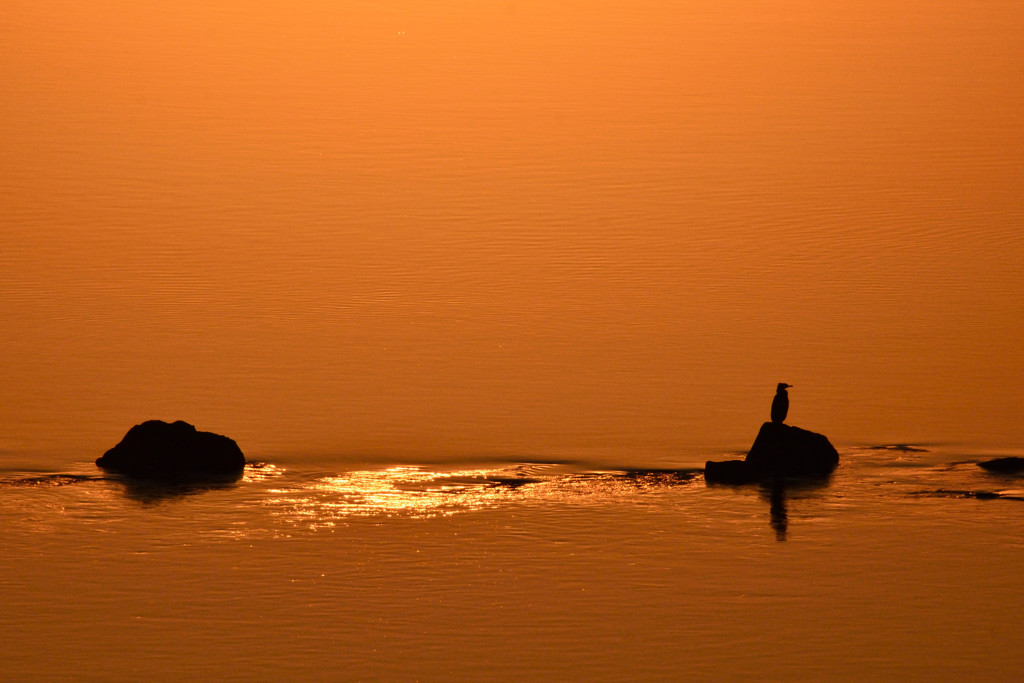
[113,475,242,505]
[108,462,281,505]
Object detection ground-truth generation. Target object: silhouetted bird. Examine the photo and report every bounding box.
[771,383,792,424]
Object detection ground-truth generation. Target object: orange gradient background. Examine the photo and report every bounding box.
[3,0,1022,463]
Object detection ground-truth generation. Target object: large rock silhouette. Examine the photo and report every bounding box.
[96,420,245,481]
[705,422,839,484]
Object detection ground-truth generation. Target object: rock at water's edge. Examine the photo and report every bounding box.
[745,422,839,476]
[978,457,1024,474]
[96,420,245,480]
[705,422,838,484]
[704,459,756,484]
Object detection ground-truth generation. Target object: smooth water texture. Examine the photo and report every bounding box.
[3,452,1024,680]
[2,1,1023,680]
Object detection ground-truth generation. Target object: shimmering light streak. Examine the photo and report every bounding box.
[263,464,696,527]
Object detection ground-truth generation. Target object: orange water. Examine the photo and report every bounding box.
[2,2,1023,679]
[4,0,1022,463]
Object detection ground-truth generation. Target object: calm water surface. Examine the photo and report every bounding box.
[2,1,1023,679]
[2,450,1024,680]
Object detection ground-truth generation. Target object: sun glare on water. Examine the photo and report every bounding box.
[261,464,697,529]
[264,466,537,527]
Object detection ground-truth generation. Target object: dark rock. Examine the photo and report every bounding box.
[96,420,245,481]
[704,459,756,484]
[745,422,839,476]
[705,422,838,484]
[978,457,1024,474]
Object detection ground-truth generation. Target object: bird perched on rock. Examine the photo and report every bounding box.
[771,383,792,424]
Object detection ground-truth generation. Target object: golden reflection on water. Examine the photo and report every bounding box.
[242,462,287,484]
[264,464,696,528]
[266,466,534,527]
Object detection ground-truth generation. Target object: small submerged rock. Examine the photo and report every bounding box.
[96,420,245,481]
[920,488,1004,501]
[869,443,928,453]
[978,457,1024,474]
[705,422,839,484]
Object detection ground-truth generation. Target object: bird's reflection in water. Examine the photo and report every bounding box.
[764,482,789,541]
[758,476,832,542]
